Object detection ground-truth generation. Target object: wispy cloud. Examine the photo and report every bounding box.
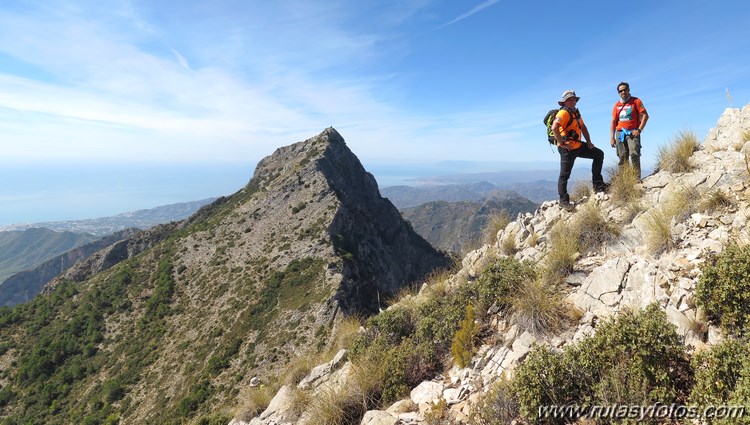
[439,0,501,28]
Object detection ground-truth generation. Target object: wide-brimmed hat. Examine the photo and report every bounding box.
[558,90,580,106]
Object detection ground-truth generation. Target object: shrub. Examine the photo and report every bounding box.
[697,243,750,335]
[474,257,537,315]
[513,304,692,423]
[691,338,748,407]
[469,377,520,425]
[451,304,478,368]
[656,130,700,173]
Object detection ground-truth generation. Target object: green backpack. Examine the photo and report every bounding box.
[543,108,576,144]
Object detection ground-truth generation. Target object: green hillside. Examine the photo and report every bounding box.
[0,229,97,283]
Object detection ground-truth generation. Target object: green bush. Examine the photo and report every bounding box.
[513,305,692,423]
[469,377,520,425]
[691,338,750,424]
[691,338,748,406]
[697,243,750,335]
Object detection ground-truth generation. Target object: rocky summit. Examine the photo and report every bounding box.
[234,104,750,425]
[0,128,449,424]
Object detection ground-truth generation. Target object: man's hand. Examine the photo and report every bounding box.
[610,138,616,147]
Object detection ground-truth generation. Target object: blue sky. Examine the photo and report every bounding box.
[2,0,750,225]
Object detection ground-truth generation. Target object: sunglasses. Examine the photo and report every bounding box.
[618,88,629,93]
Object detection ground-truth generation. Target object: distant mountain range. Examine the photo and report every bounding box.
[389,168,594,204]
[0,198,217,236]
[394,188,539,253]
[0,198,217,303]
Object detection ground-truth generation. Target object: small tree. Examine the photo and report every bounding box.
[451,304,478,368]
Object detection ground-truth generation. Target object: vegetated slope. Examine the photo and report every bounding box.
[0,228,141,307]
[0,198,217,236]
[400,191,538,253]
[0,228,97,283]
[0,128,449,424]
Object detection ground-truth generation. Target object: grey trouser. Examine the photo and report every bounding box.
[615,131,641,178]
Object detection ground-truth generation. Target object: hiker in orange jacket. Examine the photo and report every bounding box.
[610,82,649,179]
[552,90,606,210]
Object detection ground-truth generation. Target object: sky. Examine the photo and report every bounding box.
[2,0,750,226]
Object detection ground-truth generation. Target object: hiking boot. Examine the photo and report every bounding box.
[559,199,575,211]
[594,182,610,194]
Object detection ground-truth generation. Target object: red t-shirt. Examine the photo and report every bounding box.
[612,97,647,131]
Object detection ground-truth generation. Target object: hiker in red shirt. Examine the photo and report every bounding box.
[552,90,606,210]
[610,82,649,179]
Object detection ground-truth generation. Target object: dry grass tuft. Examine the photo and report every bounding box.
[510,278,573,336]
[643,207,676,255]
[236,384,277,421]
[527,231,540,247]
[541,222,580,285]
[607,164,643,206]
[666,185,702,221]
[571,202,621,248]
[484,210,512,245]
[500,235,517,256]
[699,189,734,213]
[570,180,592,202]
[656,130,700,173]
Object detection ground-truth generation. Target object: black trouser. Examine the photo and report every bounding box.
[558,145,605,202]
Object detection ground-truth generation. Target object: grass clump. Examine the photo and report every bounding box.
[656,129,700,173]
[500,235,517,256]
[607,163,643,207]
[699,189,734,212]
[570,180,592,202]
[236,385,276,420]
[541,222,580,285]
[350,257,538,411]
[571,202,621,248]
[484,210,511,245]
[642,185,703,255]
[542,203,619,285]
[513,304,692,423]
[697,243,750,336]
[643,207,675,255]
[510,278,572,336]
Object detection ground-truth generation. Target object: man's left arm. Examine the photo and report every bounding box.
[635,100,649,136]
